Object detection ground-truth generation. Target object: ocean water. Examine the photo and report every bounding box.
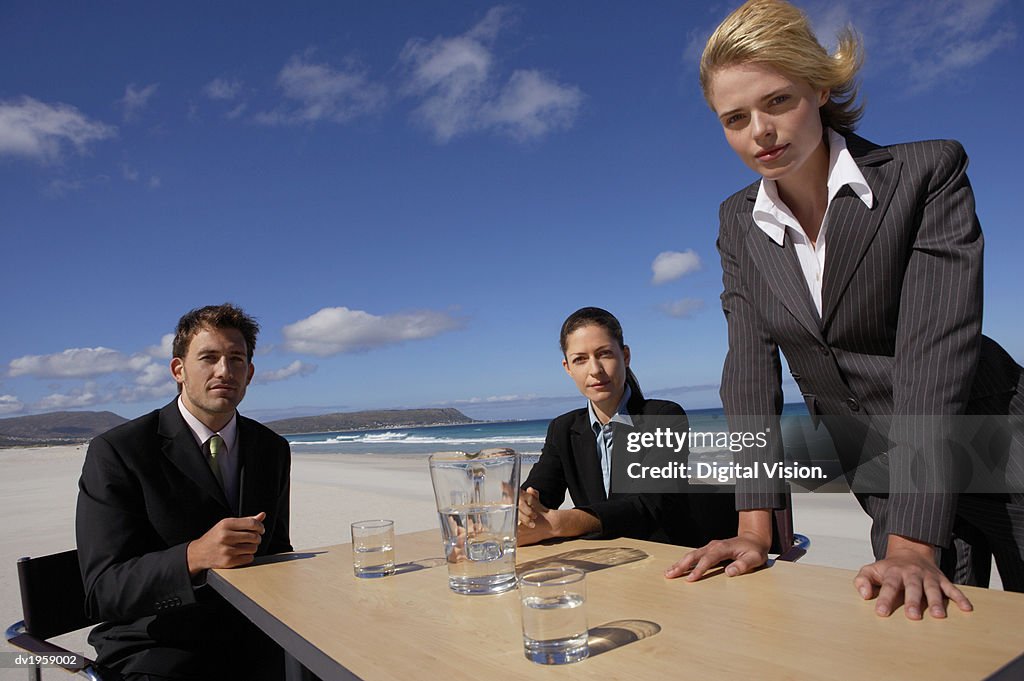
[285,419,551,457]
[282,406,753,458]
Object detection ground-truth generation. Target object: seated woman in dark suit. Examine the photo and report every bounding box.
[518,306,736,546]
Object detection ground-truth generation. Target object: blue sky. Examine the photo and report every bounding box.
[1,1,1021,423]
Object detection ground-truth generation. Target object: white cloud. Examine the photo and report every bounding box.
[148,175,161,189]
[35,389,101,410]
[8,336,177,413]
[121,164,140,182]
[799,0,1014,93]
[684,1,1016,95]
[119,83,159,121]
[255,52,387,126]
[482,70,583,141]
[681,26,714,68]
[0,394,24,415]
[661,298,705,319]
[9,347,152,379]
[401,6,583,143]
[145,333,175,359]
[204,77,243,101]
[450,393,539,404]
[134,361,171,388]
[651,249,702,285]
[226,102,247,120]
[115,383,177,403]
[283,306,463,356]
[892,4,1015,92]
[0,96,116,162]
[44,178,85,197]
[254,360,317,384]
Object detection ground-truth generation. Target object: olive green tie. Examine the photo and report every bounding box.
[206,434,225,487]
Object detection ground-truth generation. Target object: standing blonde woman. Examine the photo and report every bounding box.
[665,0,1024,620]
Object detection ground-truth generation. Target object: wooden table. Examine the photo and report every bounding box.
[210,529,1024,681]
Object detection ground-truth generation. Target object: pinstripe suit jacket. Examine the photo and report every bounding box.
[717,132,1023,548]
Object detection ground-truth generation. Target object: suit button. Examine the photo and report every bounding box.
[846,397,860,412]
[819,345,830,356]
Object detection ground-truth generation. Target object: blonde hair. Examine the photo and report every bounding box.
[700,0,864,134]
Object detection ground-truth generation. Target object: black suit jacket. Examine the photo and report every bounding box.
[717,133,1024,551]
[76,400,292,679]
[523,394,736,547]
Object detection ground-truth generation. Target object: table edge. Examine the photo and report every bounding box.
[208,568,361,681]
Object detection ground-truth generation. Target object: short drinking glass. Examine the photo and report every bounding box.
[351,519,395,578]
[519,566,589,664]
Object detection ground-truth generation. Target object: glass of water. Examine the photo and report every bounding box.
[519,566,589,664]
[351,519,395,578]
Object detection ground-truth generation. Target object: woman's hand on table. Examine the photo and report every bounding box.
[665,508,772,581]
[664,532,771,581]
[854,534,973,620]
[517,487,601,545]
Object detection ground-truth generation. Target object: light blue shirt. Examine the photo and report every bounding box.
[588,385,633,496]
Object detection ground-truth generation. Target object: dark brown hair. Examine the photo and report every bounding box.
[559,307,643,399]
[172,303,260,363]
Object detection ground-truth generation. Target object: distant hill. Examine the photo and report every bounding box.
[267,408,476,435]
[0,407,478,447]
[0,411,128,447]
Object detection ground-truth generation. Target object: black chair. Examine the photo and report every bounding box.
[4,549,106,680]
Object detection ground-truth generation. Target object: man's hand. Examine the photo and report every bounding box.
[853,534,973,620]
[665,508,771,581]
[187,512,266,577]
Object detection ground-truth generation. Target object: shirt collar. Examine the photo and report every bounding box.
[752,128,874,246]
[177,396,238,452]
[588,385,633,431]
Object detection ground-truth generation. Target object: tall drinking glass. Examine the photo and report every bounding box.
[519,567,589,664]
[428,448,520,595]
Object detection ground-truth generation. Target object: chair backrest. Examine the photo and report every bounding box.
[17,549,95,639]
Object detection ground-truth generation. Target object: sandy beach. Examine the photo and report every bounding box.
[0,444,998,678]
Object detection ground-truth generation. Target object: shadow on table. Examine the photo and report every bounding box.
[518,547,648,574]
[393,557,448,575]
[253,551,327,565]
[587,619,661,657]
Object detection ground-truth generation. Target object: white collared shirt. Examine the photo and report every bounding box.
[588,385,633,496]
[752,128,874,315]
[177,396,240,512]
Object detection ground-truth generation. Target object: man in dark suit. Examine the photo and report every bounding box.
[76,304,292,680]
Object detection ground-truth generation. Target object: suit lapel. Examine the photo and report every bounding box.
[741,200,826,344]
[157,401,230,510]
[820,136,901,328]
[570,410,607,502]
